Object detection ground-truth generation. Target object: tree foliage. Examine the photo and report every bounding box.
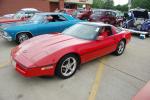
[114,4,128,12]
[132,0,150,10]
[92,0,150,12]
[92,0,114,9]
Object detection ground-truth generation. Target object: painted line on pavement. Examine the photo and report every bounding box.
[0,60,10,68]
[88,58,107,100]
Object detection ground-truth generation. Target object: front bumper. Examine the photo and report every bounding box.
[1,35,12,41]
[11,58,56,77]
[0,30,12,41]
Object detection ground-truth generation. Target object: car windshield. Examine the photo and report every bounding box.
[62,24,100,40]
[28,14,47,24]
[132,11,149,19]
[13,11,25,19]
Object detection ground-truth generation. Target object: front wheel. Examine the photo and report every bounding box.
[114,40,126,56]
[16,33,30,44]
[55,54,79,79]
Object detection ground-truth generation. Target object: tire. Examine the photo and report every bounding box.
[16,33,31,44]
[55,54,80,79]
[114,40,126,56]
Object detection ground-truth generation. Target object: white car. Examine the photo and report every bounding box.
[2,8,39,19]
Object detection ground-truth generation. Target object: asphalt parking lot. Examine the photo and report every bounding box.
[0,36,150,100]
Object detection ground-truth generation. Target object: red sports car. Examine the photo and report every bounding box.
[11,22,131,79]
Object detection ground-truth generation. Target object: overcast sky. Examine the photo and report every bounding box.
[113,0,128,6]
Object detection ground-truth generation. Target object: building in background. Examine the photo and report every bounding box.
[0,0,93,15]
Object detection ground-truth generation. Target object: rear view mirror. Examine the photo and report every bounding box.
[97,36,104,41]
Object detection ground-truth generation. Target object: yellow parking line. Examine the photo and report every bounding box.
[88,58,107,100]
[0,60,10,68]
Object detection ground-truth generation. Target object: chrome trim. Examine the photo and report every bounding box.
[2,35,12,41]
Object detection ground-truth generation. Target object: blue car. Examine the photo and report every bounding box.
[0,12,81,43]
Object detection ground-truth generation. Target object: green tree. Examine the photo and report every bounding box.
[132,0,150,10]
[114,4,128,12]
[92,0,114,9]
[103,0,114,9]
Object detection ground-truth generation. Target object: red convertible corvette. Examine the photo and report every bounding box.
[11,22,131,79]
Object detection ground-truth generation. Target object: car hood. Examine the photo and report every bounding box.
[16,34,89,62]
[1,21,37,31]
[0,21,26,29]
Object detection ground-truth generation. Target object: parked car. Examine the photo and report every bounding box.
[0,8,39,25]
[2,14,14,18]
[76,9,92,20]
[11,22,131,79]
[60,8,76,16]
[114,10,125,26]
[89,9,117,26]
[123,8,150,36]
[0,12,81,43]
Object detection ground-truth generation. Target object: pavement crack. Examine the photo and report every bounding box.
[98,60,147,83]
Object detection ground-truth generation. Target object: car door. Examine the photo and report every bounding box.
[96,26,117,55]
[80,26,117,63]
[36,15,63,35]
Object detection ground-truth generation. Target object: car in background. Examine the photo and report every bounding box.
[114,10,125,26]
[0,8,39,25]
[2,14,14,18]
[76,9,92,20]
[0,12,81,43]
[11,22,131,79]
[89,9,117,26]
[59,9,76,16]
[122,8,150,36]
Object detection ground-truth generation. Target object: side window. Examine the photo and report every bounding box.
[28,12,35,18]
[105,11,111,16]
[51,15,67,22]
[99,26,112,37]
[114,27,122,33]
[58,15,67,21]
[25,12,33,18]
[46,15,54,22]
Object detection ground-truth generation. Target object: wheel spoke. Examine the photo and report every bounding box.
[118,41,124,54]
[64,68,69,74]
[61,57,77,77]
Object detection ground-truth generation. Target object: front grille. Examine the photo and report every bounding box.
[0,30,4,36]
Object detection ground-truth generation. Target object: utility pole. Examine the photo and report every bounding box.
[59,0,64,10]
[128,0,132,10]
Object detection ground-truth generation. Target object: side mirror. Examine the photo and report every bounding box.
[97,36,104,41]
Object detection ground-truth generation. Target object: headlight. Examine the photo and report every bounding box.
[3,31,8,36]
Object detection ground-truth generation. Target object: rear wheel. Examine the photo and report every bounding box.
[55,54,80,79]
[114,40,126,56]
